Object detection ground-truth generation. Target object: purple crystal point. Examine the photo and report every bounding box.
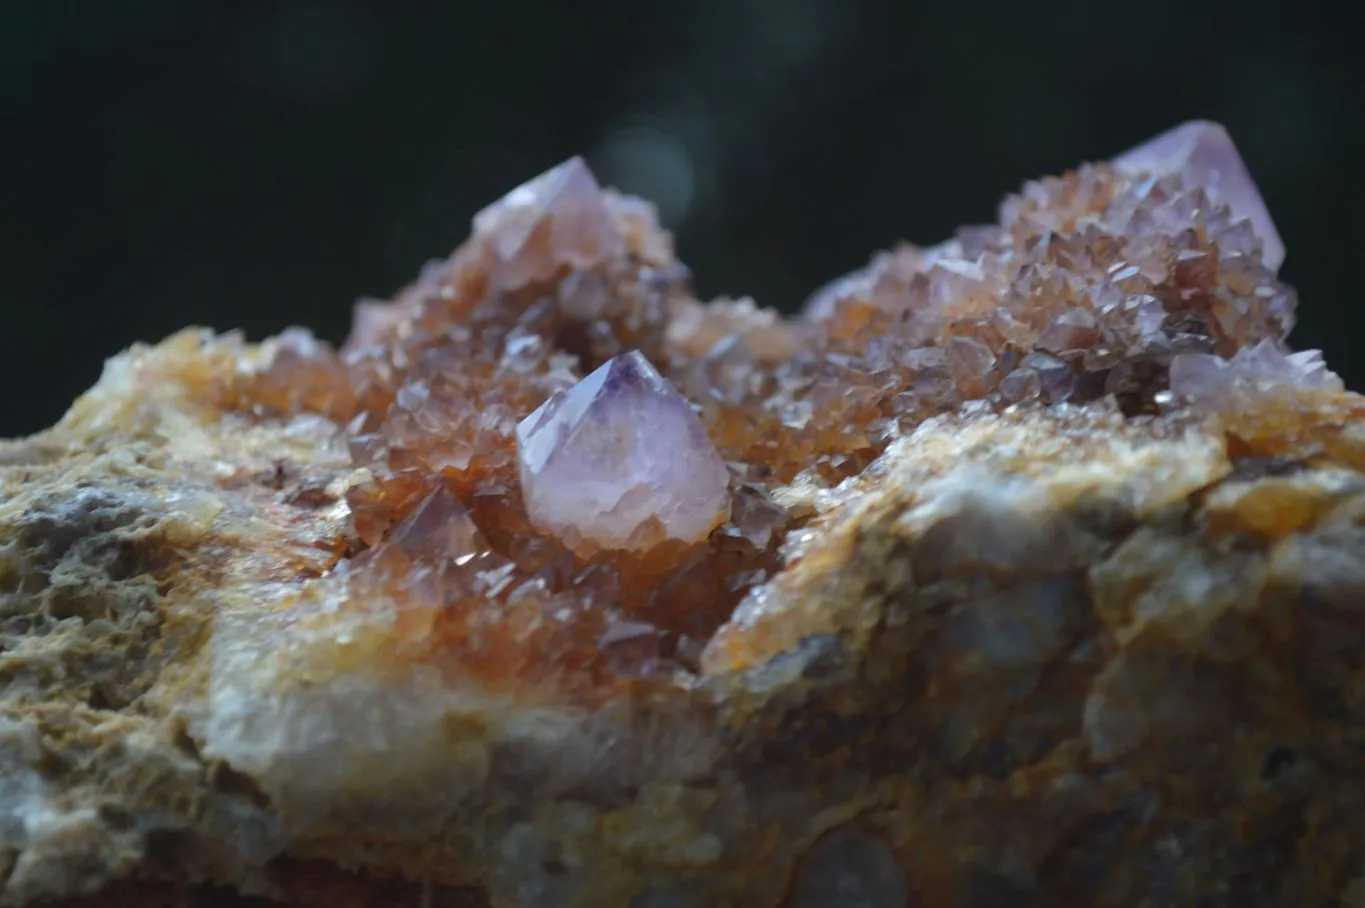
[472,156,624,292]
[516,350,730,551]
[1113,121,1284,271]
[388,487,485,563]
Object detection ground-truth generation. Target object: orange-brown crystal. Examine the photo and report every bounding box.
[214,154,1302,697]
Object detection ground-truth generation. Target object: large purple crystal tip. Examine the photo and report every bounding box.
[471,156,624,292]
[1113,120,1284,271]
[516,351,731,551]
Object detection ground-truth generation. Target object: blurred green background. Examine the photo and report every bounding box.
[3,0,1362,436]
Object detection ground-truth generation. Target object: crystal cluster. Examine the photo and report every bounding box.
[1113,119,1285,269]
[212,120,1310,689]
[1171,338,1340,408]
[9,121,1365,908]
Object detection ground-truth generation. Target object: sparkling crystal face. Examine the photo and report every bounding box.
[1113,120,1284,271]
[516,350,731,552]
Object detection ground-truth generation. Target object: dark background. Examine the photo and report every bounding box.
[5,0,1363,437]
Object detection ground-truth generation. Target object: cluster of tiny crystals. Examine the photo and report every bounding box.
[215,124,1317,695]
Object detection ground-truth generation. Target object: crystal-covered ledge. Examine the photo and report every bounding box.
[3,122,1365,908]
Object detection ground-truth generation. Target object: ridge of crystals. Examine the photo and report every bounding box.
[216,120,1324,689]
[515,350,731,552]
[1113,120,1284,270]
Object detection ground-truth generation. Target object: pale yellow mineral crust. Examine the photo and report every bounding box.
[4,124,1365,908]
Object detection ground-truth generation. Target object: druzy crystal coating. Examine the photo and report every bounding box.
[471,155,624,293]
[216,122,1313,688]
[40,119,1365,908]
[516,350,731,551]
[1114,120,1284,270]
[1170,338,1340,410]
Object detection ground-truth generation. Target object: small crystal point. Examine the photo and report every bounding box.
[471,156,624,292]
[1113,121,1284,271]
[515,350,730,552]
[388,487,485,563]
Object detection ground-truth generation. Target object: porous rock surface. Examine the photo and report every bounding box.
[4,123,1365,907]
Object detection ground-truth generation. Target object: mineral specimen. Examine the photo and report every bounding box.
[4,120,1365,908]
[515,350,730,552]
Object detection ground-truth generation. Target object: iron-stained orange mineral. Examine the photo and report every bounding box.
[4,121,1365,908]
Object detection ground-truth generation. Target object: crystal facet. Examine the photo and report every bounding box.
[516,350,730,551]
[1113,120,1284,271]
[1169,338,1340,411]
[471,156,625,292]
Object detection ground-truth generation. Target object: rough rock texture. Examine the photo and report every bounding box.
[4,123,1365,907]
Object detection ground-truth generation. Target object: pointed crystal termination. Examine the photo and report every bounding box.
[1112,120,1285,271]
[387,487,486,563]
[516,350,731,552]
[471,156,625,293]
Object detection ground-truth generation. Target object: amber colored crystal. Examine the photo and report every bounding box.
[215,128,1311,693]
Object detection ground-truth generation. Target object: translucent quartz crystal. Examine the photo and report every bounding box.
[1113,120,1284,271]
[1170,338,1341,411]
[16,118,1365,908]
[217,121,1316,693]
[515,350,730,552]
[471,156,625,293]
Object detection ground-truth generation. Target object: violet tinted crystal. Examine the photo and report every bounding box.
[1170,339,1341,411]
[1113,120,1285,271]
[471,156,624,293]
[515,351,730,551]
[388,488,485,563]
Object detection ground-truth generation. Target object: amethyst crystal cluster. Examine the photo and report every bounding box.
[1113,120,1284,269]
[12,119,1364,908]
[503,120,1316,560]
